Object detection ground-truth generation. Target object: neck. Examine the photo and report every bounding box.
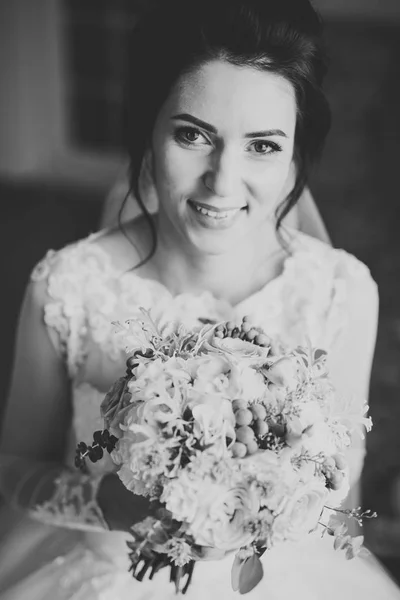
[146,215,287,306]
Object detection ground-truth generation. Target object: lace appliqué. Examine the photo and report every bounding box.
[31,239,121,377]
[274,238,373,351]
[31,471,109,532]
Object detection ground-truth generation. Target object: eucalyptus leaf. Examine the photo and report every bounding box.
[238,554,264,595]
[231,553,245,591]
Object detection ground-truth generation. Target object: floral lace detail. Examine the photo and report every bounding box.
[31,238,120,377]
[32,232,375,381]
[31,471,109,532]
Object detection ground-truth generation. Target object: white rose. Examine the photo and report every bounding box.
[273,481,328,542]
[207,337,269,363]
[189,481,259,551]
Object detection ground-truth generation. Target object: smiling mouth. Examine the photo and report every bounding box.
[189,200,247,220]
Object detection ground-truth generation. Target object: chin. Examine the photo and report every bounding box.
[187,227,244,257]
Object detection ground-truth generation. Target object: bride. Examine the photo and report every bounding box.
[0,0,399,598]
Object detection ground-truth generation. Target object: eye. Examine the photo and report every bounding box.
[248,140,282,155]
[175,126,209,146]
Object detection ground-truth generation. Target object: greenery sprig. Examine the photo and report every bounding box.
[75,429,118,471]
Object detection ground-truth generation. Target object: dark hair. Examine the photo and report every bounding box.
[122,0,331,264]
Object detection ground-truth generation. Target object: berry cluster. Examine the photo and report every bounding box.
[321,453,347,491]
[231,399,283,458]
[214,316,270,347]
[75,429,118,470]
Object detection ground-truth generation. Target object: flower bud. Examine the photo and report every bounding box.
[232,399,248,412]
[235,409,253,426]
[330,470,344,490]
[232,442,247,458]
[323,457,336,472]
[333,454,347,471]
[267,357,298,390]
[245,440,259,455]
[255,333,270,347]
[246,329,258,342]
[241,322,251,334]
[254,420,269,437]
[236,426,256,444]
[250,404,267,421]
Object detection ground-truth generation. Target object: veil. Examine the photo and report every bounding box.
[98,159,331,245]
[99,160,158,231]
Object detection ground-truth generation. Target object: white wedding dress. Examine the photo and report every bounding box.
[0,228,399,600]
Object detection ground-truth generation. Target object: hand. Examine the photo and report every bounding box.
[97,473,153,532]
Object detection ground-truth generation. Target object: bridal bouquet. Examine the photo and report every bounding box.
[76,311,375,595]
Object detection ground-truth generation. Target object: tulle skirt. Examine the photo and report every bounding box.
[0,507,399,600]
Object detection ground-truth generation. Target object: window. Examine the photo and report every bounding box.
[62,0,140,153]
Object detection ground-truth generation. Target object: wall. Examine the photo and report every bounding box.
[0,0,399,185]
[316,0,400,19]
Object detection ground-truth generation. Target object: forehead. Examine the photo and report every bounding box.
[161,59,297,134]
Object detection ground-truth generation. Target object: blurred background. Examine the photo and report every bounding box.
[0,0,400,582]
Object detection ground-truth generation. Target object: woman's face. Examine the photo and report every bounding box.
[150,59,297,256]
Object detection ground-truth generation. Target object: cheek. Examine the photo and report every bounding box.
[249,159,292,204]
[154,145,205,198]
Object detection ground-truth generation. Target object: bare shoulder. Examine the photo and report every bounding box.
[94,214,154,272]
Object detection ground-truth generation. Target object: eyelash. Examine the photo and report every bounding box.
[174,126,209,146]
[174,126,283,155]
[248,140,282,155]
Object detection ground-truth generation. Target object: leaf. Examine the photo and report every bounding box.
[231,553,244,591]
[238,554,264,595]
[100,377,129,426]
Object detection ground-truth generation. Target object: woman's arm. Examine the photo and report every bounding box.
[328,262,379,513]
[0,278,150,532]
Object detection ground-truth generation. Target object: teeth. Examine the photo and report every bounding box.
[193,205,241,219]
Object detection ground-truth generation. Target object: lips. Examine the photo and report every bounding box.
[189,200,247,220]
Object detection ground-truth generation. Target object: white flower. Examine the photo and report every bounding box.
[113,318,155,354]
[300,421,338,457]
[206,337,269,363]
[230,364,266,403]
[189,355,237,396]
[266,357,299,391]
[117,465,148,496]
[161,466,259,552]
[273,480,328,543]
[189,481,259,550]
[161,475,201,525]
[327,469,350,507]
[191,401,235,449]
[295,400,325,430]
[240,451,292,513]
[165,538,193,567]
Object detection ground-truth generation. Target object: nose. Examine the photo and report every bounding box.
[203,147,240,198]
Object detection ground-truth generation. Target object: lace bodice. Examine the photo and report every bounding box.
[30,229,377,486]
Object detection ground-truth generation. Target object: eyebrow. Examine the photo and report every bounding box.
[171,113,288,139]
